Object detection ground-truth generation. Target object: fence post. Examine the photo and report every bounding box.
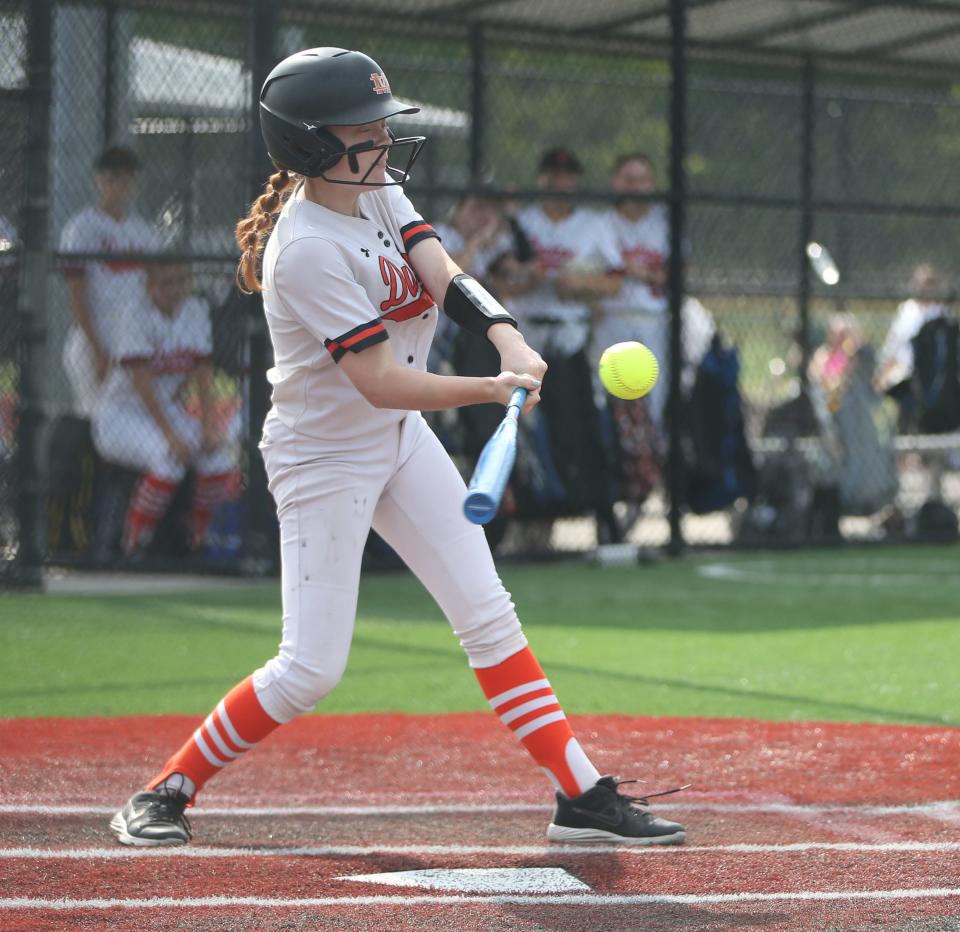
[667,0,687,556]
[12,0,54,588]
[797,56,815,392]
[469,25,486,184]
[239,0,277,574]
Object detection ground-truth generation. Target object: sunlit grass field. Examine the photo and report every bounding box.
[2,546,957,725]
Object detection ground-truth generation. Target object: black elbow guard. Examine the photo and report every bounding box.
[443,273,518,339]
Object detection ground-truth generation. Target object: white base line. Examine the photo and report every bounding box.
[3,842,960,859]
[2,801,958,817]
[4,889,960,909]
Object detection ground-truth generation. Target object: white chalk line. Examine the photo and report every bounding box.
[2,800,958,817]
[697,558,960,587]
[4,888,960,909]
[3,841,960,859]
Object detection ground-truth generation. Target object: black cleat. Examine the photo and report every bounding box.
[110,789,192,847]
[547,776,687,845]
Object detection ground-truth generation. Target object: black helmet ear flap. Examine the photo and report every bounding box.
[309,126,347,173]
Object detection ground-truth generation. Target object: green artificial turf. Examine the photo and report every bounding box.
[2,546,958,724]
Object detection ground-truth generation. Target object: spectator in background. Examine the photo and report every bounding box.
[436,192,538,499]
[435,191,513,282]
[505,147,625,543]
[60,145,158,417]
[874,263,951,405]
[432,192,515,370]
[808,312,862,407]
[595,153,670,426]
[92,259,239,557]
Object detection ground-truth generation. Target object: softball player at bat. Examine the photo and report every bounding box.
[110,47,686,849]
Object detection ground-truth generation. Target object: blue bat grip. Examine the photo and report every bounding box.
[463,387,528,524]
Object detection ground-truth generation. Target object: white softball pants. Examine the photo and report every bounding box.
[252,410,528,724]
[63,327,101,418]
[93,402,237,482]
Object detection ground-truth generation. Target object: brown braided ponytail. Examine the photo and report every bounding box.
[235,168,295,293]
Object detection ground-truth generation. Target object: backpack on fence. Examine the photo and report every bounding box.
[682,334,756,514]
[911,314,960,433]
[913,498,959,542]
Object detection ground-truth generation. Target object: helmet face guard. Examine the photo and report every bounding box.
[312,126,426,186]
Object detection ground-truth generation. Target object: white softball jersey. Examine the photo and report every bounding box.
[92,294,234,481]
[597,205,669,320]
[96,294,213,413]
[251,182,525,721]
[59,206,159,415]
[261,182,440,443]
[593,204,671,376]
[508,205,622,357]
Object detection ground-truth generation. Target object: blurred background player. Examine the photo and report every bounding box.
[505,147,625,544]
[594,153,669,427]
[874,262,953,428]
[91,259,239,557]
[431,190,514,371]
[434,191,513,282]
[59,145,158,418]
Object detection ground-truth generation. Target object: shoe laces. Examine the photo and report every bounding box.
[610,778,691,808]
[148,789,193,838]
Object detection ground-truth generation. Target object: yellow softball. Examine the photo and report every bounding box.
[598,341,659,400]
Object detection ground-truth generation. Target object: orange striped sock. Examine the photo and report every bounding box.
[147,675,281,798]
[123,475,177,555]
[474,647,601,798]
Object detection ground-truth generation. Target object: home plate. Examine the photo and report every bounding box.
[339,867,591,893]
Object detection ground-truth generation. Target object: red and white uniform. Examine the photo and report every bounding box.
[92,294,236,481]
[508,205,622,357]
[253,183,526,724]
[596,204,670,420]
[59,206,158,416]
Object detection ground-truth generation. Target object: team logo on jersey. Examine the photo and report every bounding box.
[370,72,391,95]
[378,255,433,321]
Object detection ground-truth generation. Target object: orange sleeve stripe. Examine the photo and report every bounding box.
[340,323,385,348]
[401,223,434,244]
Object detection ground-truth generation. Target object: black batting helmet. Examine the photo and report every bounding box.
[259,47,425,184]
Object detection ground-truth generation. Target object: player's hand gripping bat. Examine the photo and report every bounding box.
[463,387,527,525]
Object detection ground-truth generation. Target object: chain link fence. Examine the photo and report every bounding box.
[4,0,960,583]
[0,1,27,578]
